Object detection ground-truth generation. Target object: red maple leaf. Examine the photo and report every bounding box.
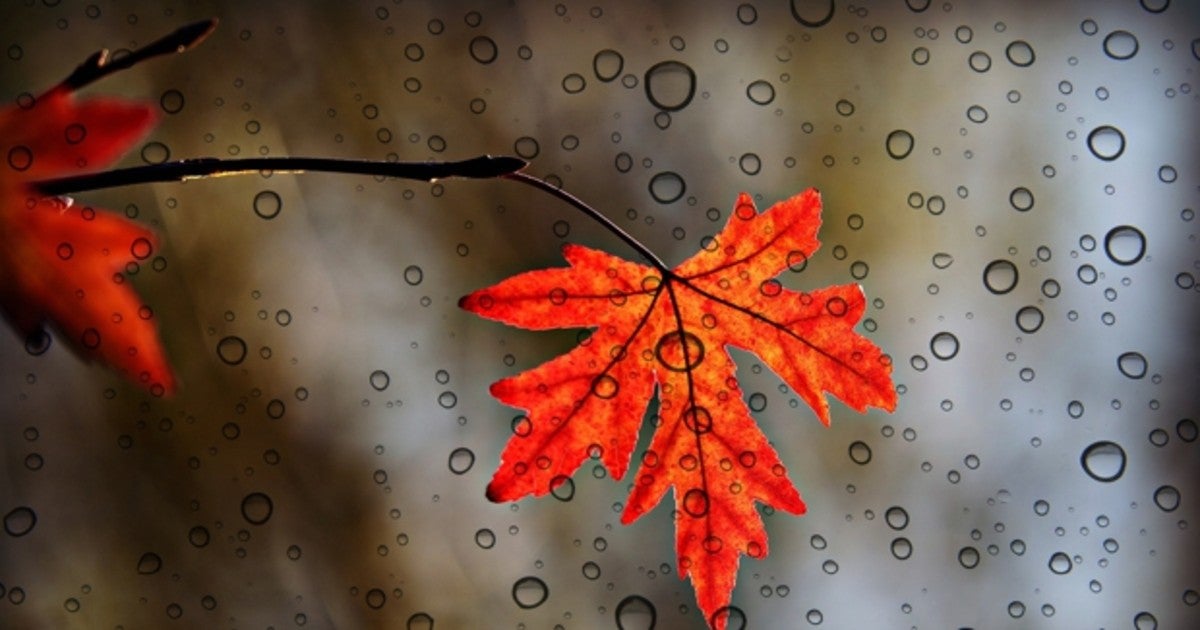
[0,86,173,393]
[461,189,897,628]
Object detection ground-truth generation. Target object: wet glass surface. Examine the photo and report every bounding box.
[1,1,1197,627]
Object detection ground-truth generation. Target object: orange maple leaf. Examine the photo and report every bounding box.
[0,86,173,393]
[461,189,897,628]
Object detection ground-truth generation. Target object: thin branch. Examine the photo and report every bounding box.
[60,19,218,91]
[33,155,529,196]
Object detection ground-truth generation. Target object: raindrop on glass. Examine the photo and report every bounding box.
[644,60,696,111]
[1103,225,1146,265]
[1087,125,1126,161]
[885,129,915,159]
[511,576,548,609]
[1081,441,1126,482]
[615,594,656,629]
[1103,30,1139,60]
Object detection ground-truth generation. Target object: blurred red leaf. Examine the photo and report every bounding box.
[461,189,897,628]
[0,86,173,393]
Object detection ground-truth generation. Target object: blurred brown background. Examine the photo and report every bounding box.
[1,1,1197,628]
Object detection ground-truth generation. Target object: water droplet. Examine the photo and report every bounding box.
[958,546,980,569]
[1117,352,1147,379]
[468,36,497,64]
[407,612,435,630]
[968,50,992,72]
[790,0,834,27]
[885,506,909,530]
[654,331,705,371]
[1048,551,1072,574]
[1153,485,1180,512]
[188,525,210,547]
[1009,187,1035,212]
[983,259,1019,294]
[1087,125,1126,161]
[593,49,624,82]
[890,537,913,560]
[1128,611,1159,630]
[738,153,761,175]
[1005,40,1036,66]
[561,73,587,94]
[644,60,696,111]
[550,475,575,501]
[930,332,960,360]
[885,129,915,159]
[683,488,709,517]
[474,528,495,549]
[447,447,475,475]
[1015,306,1044,333]
[615,594,656,629]
[746,80,775,105]
[511,576,548,609]
[403,265,424,286]
[648,171,686,203]
[370,370,390,391]
[1081,441,1126,482]
[160,89,185,114]
[1103,30,1139,60]
[848,441,872,465]
[364,588,386,609]
[966,104,988,123]
[240,492,273,525]
[1104,225,1146,265]
[140,141,170,164]
[2,506,36,537]
[216,336,248,365]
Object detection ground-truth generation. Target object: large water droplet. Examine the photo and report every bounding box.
[468,36,498,64]
[1104,225,1146,265]
[253,190,281,219]
[983,259,1019,294]
[3,506,36,537]
[848,441,872,464]
[1117,352,1147,379]
[511,576,548,609]
[885,129,915,159]
[615,594,656,629]
[790,0,834,27]
[1081,441,1126,482]
[240,492,273,525]
[369,370,390,391]
[930,332,960,360]
[648,171,686,203]
[644,60,696,111]
[137,552,162,574]
[1087,125,1126,161]
[746,80,775,105]
[1015,306,1044,333]
[1005,40,1036,66]
[1153,485,1180,512]
[216,336,248,365]
[1048,551,1072,574]
[593,49,624,82]
[448,447,475,475]
[1103,30,1139,60]
[885,506,909,530]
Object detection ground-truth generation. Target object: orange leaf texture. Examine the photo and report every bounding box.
[461,189,898,628]
[0,86,173,393]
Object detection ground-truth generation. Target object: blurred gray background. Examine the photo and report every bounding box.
[1,0,1197,628]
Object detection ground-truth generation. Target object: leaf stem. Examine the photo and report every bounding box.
[503,171,670,273]
[33,155,529,196]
